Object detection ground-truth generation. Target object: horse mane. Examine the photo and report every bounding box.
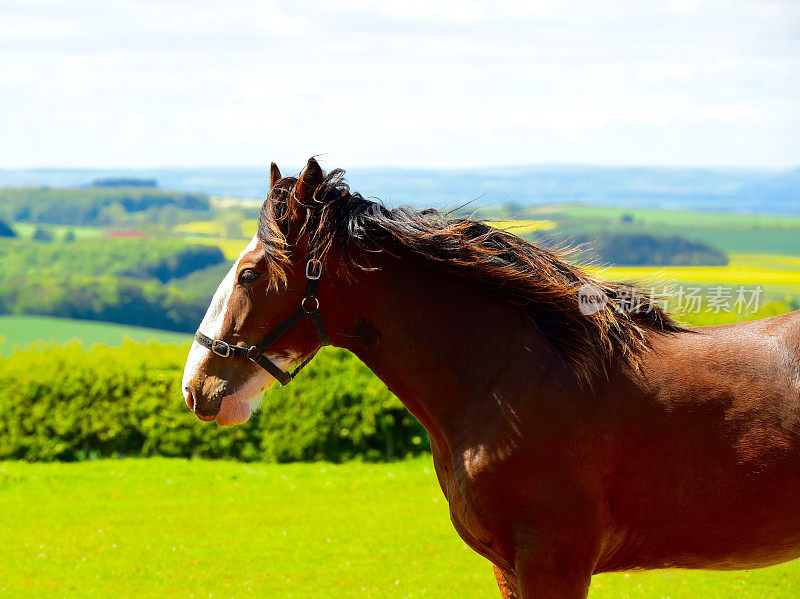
[258,166,686,385]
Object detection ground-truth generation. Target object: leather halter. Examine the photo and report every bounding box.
[194,259,331,386]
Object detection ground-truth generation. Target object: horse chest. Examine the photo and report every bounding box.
[433,447,514,569]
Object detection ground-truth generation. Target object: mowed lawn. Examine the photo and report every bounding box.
[0,315,191,356]
[1,459,800,598]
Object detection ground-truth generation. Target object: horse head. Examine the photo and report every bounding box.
[182,158,342,425]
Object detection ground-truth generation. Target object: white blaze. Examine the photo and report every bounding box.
[181,236,260,395]
[181,234,296,417]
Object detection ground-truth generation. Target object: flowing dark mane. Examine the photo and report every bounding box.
[258,167,686,384]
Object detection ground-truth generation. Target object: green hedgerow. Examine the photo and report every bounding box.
[0,341,429,462]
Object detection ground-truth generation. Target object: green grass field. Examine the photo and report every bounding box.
[1,458,799,598]
[0,315,190,356]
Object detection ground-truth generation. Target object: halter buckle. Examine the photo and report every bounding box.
[211,339,231,358]
[306,259,322,280]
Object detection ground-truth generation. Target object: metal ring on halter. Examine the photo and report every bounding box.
[306,259,322,280]
[301,296,320,313]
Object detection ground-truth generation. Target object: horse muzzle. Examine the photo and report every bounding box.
[184,374,263,426]
[184,378,227,420]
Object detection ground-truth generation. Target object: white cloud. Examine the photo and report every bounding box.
[0,0,797,168]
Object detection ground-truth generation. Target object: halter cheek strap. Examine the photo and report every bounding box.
[194,259,331,386]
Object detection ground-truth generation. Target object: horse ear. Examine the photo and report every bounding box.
[270,162,281,188]
[295,157,324,201]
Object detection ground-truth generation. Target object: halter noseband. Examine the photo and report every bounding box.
[194,259,331,386]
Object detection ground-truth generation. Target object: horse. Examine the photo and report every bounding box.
[181,158,800,598]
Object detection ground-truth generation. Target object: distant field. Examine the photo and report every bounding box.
[487,219,554,234]
[535,204,800,230]
[173,219,254,259]
[180,236,247,260]
[174,219,257,240]
[209,195,262,210]
[173,220,223,236]
[11,222,104,241]
[597,252,800,297]
[241,218,258,237]
[1,458,799,598]
[525,205,800,298]
[0,315,190,355]
[533,204,800,256]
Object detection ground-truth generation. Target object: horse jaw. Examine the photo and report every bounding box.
[214,367,273,425]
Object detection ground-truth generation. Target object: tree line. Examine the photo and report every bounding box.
[0,186,212,227]
[0,238,225,331]
[544,232,729,266]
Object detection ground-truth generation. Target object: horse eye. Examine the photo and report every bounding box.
[238,269,260,284]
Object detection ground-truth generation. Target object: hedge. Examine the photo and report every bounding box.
[0,342,429,462]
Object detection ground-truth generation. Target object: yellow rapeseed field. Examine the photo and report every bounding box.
[173,220,223,236]
[487,219,555,234]
[597,253,800,295]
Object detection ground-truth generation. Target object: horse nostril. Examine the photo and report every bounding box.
[184,386,196,412]
[184,383,220,421]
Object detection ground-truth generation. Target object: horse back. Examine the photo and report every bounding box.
[598,310,800,571]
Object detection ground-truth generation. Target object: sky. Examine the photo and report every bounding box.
[1,0,798,169]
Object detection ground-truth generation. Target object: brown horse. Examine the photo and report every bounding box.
[182,158,800,598]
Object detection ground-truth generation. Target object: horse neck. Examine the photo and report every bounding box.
[323,252,577,447]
